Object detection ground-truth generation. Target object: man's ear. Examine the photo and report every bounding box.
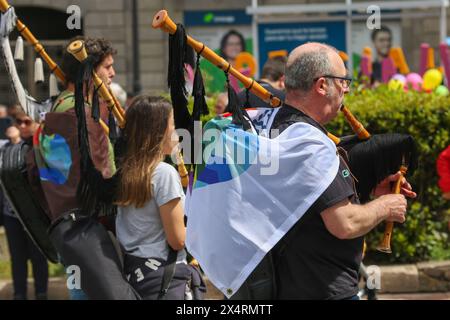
[315,78,328,97]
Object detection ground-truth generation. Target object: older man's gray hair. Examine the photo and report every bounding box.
[285,46,336,94]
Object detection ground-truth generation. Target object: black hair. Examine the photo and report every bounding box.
[371,25,392,42]
[262,56,287,82]
[219,30,246,60]
[61,36,117,85]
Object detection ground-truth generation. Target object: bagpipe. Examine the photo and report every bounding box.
[152,10,418,253]
[0,0,61,262]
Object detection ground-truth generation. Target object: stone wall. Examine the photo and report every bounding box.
[379,261,450,293]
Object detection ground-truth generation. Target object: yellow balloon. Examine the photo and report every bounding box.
[388,79,404,91]
[423,68,443,90]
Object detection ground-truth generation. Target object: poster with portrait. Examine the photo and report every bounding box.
[351,20,402,76]
[184,10,254,94]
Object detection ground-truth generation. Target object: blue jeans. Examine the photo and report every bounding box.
[3,215,49,299]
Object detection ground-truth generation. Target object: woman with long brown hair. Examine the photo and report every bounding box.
[115,96,202,300]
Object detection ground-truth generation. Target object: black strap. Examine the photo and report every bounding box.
[157,247,178,300]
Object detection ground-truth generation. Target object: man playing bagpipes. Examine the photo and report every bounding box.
[264,42,417,300]
[26,37,139,300]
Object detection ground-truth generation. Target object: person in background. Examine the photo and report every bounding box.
[220,30,246,66]
[437,145,450,231]
[214,92,228,116]
[7,104,21,120]
[110,82,128,109]
[0,104,8,118]
[237,56,286,109]
[371,25,393,83]
[437,145,450,200]
[0,104,12,149]
[1,116,49,300]
[126,92,137,109]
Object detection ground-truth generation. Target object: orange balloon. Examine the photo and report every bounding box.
[235,52,256,78]
[268,50,288,59]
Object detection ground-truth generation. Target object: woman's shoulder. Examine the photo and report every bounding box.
[153,161,180,184]
[152,161,184,206]
[154,161,177,175]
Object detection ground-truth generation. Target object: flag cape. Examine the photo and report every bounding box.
[186,116,339,297]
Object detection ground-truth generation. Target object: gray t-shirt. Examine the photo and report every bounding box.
[116,162,186,262]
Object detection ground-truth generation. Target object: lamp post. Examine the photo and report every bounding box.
[132,0,142,95]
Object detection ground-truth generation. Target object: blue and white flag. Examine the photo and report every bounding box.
[186,116,339,297]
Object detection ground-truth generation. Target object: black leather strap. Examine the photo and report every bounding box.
[157,247,178,300]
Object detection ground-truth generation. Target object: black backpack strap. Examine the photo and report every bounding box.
[157,247,178,300]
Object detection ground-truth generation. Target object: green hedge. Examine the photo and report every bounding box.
[328,85,450,263]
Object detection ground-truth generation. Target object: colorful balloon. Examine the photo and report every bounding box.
[435,85,449,96]
[388,79,404,91]
[392,74,406,84]
[405,73,423,91]
[422,68,443,91]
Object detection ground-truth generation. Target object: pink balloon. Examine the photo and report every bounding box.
[405,73,423,91]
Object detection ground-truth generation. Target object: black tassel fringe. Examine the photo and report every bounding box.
[74,57,117,218]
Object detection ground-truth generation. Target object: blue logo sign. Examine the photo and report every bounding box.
[184,10,252,27]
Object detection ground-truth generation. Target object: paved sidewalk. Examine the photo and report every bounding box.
[377,292,450,300]
[1,277,449,300]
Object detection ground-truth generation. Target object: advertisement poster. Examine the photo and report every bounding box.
[258,21,347,71]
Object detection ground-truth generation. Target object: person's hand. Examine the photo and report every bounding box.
[378,194,407,223]
[372,171,417,199]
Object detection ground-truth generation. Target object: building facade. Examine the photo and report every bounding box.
[0,0,448,105]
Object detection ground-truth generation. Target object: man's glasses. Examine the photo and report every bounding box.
[314,75,353,89]
[16,118,33,126]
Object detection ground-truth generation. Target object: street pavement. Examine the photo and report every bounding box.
[0,277,449,300]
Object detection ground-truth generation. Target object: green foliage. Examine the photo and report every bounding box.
[327,84,450,263]
[0,260,65,280]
